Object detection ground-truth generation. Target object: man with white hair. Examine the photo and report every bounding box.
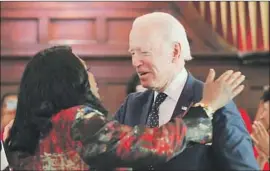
[115,12,259,170]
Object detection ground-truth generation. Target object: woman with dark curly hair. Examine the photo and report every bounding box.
[3,46,244,171]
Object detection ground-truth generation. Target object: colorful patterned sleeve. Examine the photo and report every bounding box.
[70,106,187,169]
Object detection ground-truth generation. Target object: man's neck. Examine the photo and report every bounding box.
[158,76,175,93]
[156,67,184,93]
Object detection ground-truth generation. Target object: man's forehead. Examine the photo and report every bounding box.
[129,31,160,51]
[129,36,157,50]
[129,40,153,51]
[130,26,157,38]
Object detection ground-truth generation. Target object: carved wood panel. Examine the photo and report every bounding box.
[49,19,97,41]
[1,18,38,44]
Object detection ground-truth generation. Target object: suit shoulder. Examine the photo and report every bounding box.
[127,90,153,101]
[188,75,204,101]
[215,100,242,125]
[117,90,153,113]
[192,76,204,87]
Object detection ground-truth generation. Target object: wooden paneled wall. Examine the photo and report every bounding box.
[1,56,269,119]
[1,2,269,119]
[0,2,238,57]
[1,2,160,57]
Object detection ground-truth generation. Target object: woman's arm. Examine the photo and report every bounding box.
[70,105,211,169]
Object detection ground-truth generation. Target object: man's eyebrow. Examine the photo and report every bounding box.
[128,47,141,52]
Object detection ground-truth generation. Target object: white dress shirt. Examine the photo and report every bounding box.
[153,68,188,126]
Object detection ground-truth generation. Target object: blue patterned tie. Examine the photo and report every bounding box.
[147,92,167,128]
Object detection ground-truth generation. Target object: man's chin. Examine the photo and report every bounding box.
[140,82,151,89]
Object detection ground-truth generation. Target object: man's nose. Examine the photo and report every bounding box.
[132,56,143,67]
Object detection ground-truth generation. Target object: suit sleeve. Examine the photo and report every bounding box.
[70,106,187,169]
[212,101,259,170]
[114,95,130,123]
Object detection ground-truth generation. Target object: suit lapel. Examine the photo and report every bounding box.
[140,73,202,123]
[140,90,154,124]
[172,73,197,118]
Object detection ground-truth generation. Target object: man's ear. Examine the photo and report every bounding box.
[172,42,181,63]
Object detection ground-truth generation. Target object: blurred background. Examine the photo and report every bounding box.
[0,1,269,119]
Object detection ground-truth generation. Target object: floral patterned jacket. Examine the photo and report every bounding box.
[6,105,212,170]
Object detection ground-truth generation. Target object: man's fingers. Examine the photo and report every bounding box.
[232,85,245,98]
[216,70,234,82]
[226,72,242,85]
[205,69,216,84]
[231,75,245,90]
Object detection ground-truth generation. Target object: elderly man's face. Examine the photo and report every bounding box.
[129,27,174,90]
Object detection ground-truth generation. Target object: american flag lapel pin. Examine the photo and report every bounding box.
[181,106,187,111]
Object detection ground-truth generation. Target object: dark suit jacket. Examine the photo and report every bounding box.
[115,73,259,170]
